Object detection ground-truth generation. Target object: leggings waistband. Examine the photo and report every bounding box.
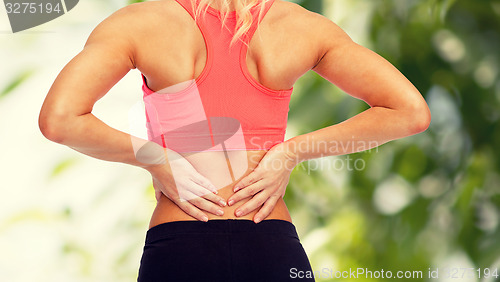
[145,219,299,244]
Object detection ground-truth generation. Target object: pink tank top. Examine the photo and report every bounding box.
[142,0,293,153]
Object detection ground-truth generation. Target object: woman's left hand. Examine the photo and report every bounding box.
[227,142,298,223]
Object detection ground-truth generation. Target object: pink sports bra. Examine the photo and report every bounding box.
[141,0,293,153]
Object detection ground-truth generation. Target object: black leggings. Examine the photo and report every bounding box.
[137,219,315,282]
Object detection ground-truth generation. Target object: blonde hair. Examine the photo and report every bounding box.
[191,0,270,47]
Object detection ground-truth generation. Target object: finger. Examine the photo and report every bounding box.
[177,202,209,222]
[253,195,280,223]
[201,190,227,207]
[233,170,262,192]
[190,173,218,194]
[153,178,175,201]
[187,193,225,216]
[155,188,162,201]
[227,182,265,206]
[172,194,209,222]
[234,191,269,217]
[187,181,223,202]
[176,188,197,203]
[185,179,227,206]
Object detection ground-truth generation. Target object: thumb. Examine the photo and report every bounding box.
[152,178,163,201]
[233,169,260,192]
[190,172,218,194]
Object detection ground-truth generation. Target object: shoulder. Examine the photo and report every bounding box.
[267,0,312,24]
[115,0,189,24]
[270,1,350,43]
[84,1,191,66]
[270,1,330,25]
[269,1,352,68]
[87,1,188,42]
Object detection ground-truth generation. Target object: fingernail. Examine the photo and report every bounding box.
[217,209,224,216]
[235,210,242,217]
[219,200,227,207]
[228,199,234,206]
[233,186,240,192]
[202,215,208,222]
[254,217,261,223]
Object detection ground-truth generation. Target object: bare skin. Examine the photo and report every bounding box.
[39,0,431,228]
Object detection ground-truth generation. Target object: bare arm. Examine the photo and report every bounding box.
[38,6,152,167]
[228,13,432,222]
[38,5,226,221]
[284,15,431,164]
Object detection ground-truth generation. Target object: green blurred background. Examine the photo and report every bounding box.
[1,0,499,281]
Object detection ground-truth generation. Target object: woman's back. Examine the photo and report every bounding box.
[40,1,431,280]
[130,0,321,93]
[125,0,317,226]
[108,0,327,226]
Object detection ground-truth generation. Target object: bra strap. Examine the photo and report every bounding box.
[174,0,198,19]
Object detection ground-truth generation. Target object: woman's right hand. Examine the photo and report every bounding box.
[146,149,227,222]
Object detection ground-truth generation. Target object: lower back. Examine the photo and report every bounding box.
[148,150,292,228]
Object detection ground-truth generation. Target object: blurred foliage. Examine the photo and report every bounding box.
[2,0,498,281]
[49,157,79,179]
[285,0,500,281]
[0,69,35,99]
[124,0,500,279]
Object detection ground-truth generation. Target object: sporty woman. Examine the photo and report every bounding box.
[39,0,431,281]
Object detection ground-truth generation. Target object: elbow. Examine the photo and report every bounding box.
[38,111,68,144]
[405,101,432,135]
